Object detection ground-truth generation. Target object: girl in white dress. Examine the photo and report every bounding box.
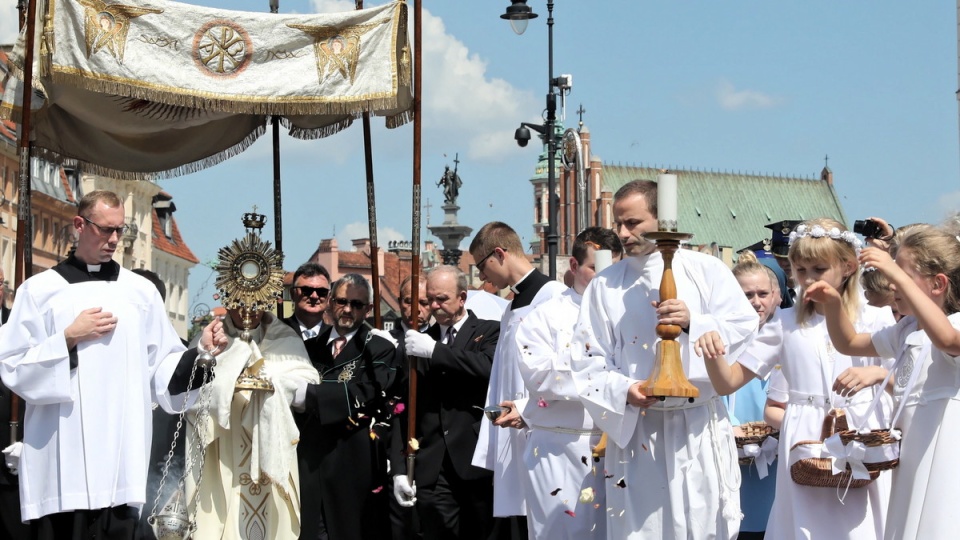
[806,223,960,540]
[695,218,894,539]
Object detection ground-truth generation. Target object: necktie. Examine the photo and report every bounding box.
[332,336,347,358]
[446,327,457,345]
[303,328,316,340]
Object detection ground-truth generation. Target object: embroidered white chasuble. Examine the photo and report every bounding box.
[186,315,318,539]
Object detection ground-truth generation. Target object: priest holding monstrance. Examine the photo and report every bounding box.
[181,212,318,539]
[570,177,758,539]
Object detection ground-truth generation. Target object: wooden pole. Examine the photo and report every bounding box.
[354,1,383,329]
[11,0,40,446]
[406,0,422,481]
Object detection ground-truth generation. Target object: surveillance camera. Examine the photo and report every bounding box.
[555,74,573,91]
[515,126,531,147]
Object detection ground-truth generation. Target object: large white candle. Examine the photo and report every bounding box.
[657,172,678,231]
[594,249,613,273]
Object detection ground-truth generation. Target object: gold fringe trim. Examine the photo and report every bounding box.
[50,70,406,117]
[29,123,267,180]
[281,117,354,140]
[385,109,414,130]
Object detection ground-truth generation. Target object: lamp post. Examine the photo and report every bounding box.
[502,0,560,280]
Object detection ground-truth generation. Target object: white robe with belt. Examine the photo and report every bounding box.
[472,280,566,517]
[516,289,605,539]
[571,250,758,540]
[0,269,189,521]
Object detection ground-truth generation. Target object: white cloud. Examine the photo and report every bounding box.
[936,191,960,221]
[716,79,782,111]
[336,221,406,249]
[311,0,536,163]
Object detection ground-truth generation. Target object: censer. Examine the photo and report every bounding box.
[148,210,284,539]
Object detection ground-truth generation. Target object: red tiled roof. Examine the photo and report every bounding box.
[151,208,199,263]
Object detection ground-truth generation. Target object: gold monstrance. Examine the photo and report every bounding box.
[638,172,700,402]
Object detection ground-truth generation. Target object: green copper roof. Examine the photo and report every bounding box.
[601,164,848,252]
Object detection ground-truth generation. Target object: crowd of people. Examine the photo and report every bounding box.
[0,186,957,540]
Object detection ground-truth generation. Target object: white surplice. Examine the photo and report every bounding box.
[571,250,758,540]
[0,269,189,521]
[872,313,960,540]
[472,280,567,517]
[516,289,605,539]
[739,303,895,540]
[187,314,319,540]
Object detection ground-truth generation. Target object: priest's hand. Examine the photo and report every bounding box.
[652,299,690,329]
[494,400,527,429]
[393,475,417,507]
[200,317,228,356]
[405,330,436,359]
[65,307,118,349]
[627,381,659,408]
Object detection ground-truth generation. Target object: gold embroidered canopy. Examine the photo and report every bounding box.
[1,0,412,179]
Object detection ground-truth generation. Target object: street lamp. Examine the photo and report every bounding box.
[501,0,561,279]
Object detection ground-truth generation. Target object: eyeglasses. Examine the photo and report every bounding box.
[476,248,503,271]
[82,216,129,237]
[297,286,329,298]
[333,297,368,310]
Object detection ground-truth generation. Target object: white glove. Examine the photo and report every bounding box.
[404,329,436,359]
[370,328,398,348]
[3,442,22,475]
[393,475,417,507]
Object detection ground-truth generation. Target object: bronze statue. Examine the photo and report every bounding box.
[437,164,462,205]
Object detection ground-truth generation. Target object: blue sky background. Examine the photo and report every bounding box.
[3,1,959,312]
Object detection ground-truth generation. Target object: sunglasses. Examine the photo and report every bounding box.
[333,297,368,310]
[297,286,329,298]
[82,216,129,237]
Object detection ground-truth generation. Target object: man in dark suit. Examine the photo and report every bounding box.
[388,276,429,540]
[294,273,397,540]
[395,265,500,540]
[283,262,332,340]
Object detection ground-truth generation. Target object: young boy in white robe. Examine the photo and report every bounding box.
[515,227,622,539]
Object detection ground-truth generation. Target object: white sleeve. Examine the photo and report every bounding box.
[570,280,639,448]
[0,284,74,405]
[737,310,785,380]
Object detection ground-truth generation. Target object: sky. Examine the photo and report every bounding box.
[3,1,960,313]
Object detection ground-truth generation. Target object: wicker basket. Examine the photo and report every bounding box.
[735,421,778,466]
[789,409,885,489]
[837,429,900,472]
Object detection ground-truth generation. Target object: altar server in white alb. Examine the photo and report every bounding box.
[515,227,622,539]
[0,190,226,540]
[571,180,758,539]
[468,221,566,536]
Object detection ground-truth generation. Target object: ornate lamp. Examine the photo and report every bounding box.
[638,172,700,402]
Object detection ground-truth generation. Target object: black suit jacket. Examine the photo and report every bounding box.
[281,314,328,341]
[392,311,499,486]
[296,324,397,540]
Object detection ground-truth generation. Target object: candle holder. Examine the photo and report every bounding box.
[638,231,700,402]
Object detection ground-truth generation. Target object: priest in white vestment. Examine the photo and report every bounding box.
[570,181,758,540]
[0,191,226,539]
[515,227,622,539]
[186,309,318,539]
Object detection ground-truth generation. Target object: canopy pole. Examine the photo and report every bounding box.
[11,0,40,447]
[270,0,284,319]
[405,0,423,483]
[353,0,383,328]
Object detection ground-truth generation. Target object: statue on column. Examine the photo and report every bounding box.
[437,155,463,205]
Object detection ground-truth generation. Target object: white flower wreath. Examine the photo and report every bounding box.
[788,224,863,255]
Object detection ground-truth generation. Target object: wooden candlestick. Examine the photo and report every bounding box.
[638,232,700,402]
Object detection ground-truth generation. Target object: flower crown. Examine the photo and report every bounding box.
[787,224,863,255]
